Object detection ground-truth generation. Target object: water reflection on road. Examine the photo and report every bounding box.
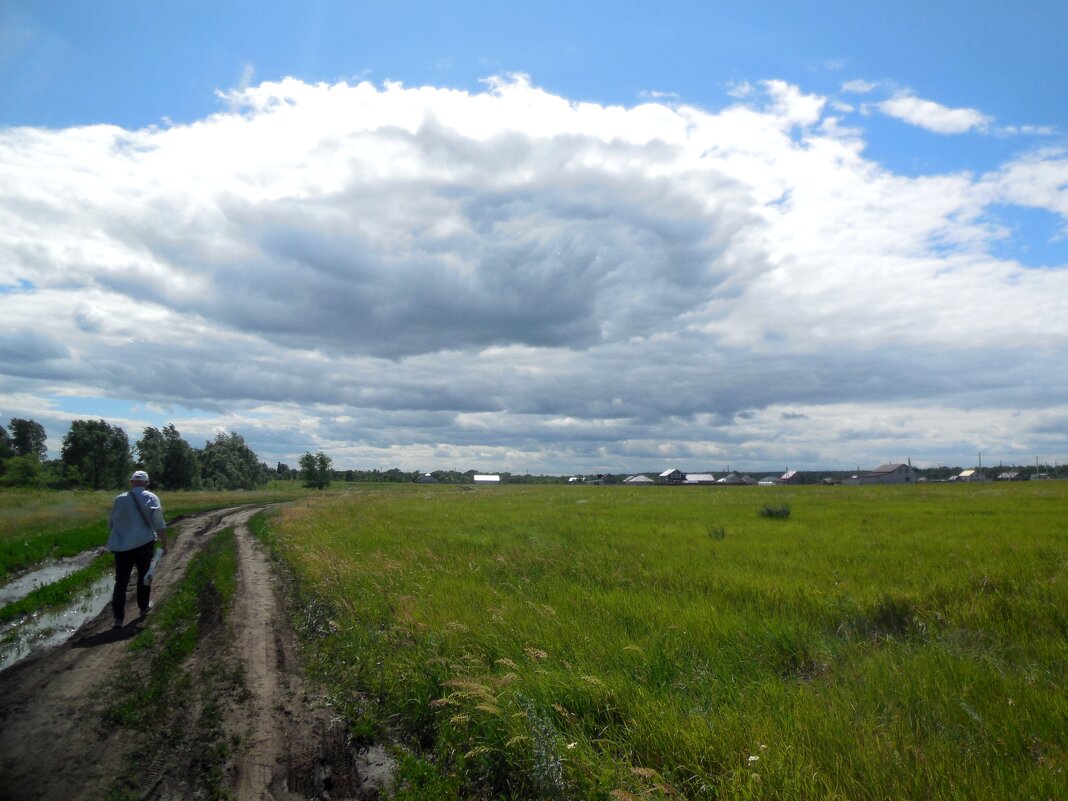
[0,575,113,671]
[0,549,105,607]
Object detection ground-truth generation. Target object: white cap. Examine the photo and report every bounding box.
[130,470,150,482]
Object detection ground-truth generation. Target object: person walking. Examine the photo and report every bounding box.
[107,470,168,628]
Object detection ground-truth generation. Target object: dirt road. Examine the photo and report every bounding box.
[0,506,391,801]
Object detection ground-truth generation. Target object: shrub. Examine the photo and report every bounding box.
[758,503,791,519]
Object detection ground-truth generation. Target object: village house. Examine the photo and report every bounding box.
[717,473,756,485]
[996,470,1029,481]
[684,473,717,484]
[844,463,918,485]
[659,468,685,483]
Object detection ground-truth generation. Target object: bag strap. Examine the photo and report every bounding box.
[127,488,156,533]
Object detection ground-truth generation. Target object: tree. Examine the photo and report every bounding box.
[136,424,200,489]
[0,423,12,460]
[0,424,11,478]
[299,451,333,489]
[136,426,167,482]
[61,419,131,490]
[199,431,268,490]
[0,455,46,487]
[161,425,200,489]
[8,418,47,460]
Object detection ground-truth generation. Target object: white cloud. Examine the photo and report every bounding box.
[237,63,255,91]
[1,76,1066,471]
[840,79,877,94]
[982,148,1068,220]
[877,91,992,134]
[997,124,1056,137]
[726,81,753,99]
[638,89,679,100]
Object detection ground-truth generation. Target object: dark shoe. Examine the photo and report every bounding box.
[138,603,152,617]
[113,618,124,629]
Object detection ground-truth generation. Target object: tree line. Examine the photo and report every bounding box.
[0,417,270,491]
[275,464,569,487]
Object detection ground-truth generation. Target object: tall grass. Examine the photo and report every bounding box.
[266,482,1067,800]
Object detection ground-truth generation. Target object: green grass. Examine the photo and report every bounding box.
[261,482,1068,800]
[0,482,311,580]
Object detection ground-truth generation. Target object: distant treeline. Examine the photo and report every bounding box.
[4,416,1062,492]
[275,465,570,485]
[0,417,271,491]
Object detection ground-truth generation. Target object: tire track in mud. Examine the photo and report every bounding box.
[228,512,391,801]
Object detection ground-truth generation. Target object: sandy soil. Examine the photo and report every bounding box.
[0,506,392,801]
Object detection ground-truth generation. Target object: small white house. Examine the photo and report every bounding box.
[473,474,500,484]
[624,474,655,484]
[758,476,780,486]
[659,468,685,483]
[956,469,985,483]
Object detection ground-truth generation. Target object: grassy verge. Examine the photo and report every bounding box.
[260,482,1068,801]
[103,527,243,801]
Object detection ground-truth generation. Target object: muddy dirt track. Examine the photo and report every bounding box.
[0,506,391,801]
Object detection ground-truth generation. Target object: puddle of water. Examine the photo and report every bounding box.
[0,548,105,607]
[0,574,113,671]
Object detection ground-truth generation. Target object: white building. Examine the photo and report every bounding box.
[473,474,500,484]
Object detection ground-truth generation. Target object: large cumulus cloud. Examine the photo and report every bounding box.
[1,75,1066,470]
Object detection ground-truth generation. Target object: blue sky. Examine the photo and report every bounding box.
[6,3,1065,137]
[2,1,1067,472]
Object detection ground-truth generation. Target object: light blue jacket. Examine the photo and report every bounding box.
[107,487,166,552]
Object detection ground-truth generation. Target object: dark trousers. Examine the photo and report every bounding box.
[112,540,155,621]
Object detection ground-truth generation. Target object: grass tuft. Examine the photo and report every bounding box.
[757,503,791,519]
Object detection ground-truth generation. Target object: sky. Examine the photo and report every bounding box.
[2,1,1067,474]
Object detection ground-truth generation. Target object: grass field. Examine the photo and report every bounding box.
[259,482,1068,800]
[0,481,312,580]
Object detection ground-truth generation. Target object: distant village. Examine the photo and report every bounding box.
[561,461,1064,487]
[403,460,1064,486]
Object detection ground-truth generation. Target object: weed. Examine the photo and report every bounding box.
[758,503,791,519]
